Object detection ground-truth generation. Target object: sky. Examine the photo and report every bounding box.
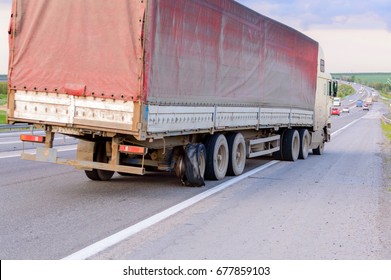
[0,0,390,74]
[238,0,391,73]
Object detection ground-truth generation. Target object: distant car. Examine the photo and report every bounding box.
[342,107,350,113]
[331,107,340,116]
[356,100,363,107]
[363,104,369,110]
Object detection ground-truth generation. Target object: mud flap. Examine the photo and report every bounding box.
[181,144,206,187]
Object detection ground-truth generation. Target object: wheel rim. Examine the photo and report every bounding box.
[302,135,309,157]
[230,134,246,175]
[217,144,228,173]
[198,150,206,179]
[299,129,310,159]
[204,134,229,180]
[292,131,300,160]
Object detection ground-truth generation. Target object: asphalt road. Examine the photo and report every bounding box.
[1,101,390,260]
[93,102,391,260]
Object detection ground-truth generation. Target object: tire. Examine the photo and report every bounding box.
[203,134,229,180]
[273,130,285,161]
[226,132,246,176]
[281,129,300,162]
[85,142,115,181]
[298,129,311,160]
[195,144,206,180]
[117,172,135,177]
[181,143,206,187]
[313,141,325,155]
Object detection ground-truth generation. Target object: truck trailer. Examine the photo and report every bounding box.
[7,0,337,186]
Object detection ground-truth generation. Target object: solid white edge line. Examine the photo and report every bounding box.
[62,160,280,260]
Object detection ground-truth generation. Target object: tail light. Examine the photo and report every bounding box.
[20,134,46,143]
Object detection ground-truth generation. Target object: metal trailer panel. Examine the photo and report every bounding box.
[144,0,319,111]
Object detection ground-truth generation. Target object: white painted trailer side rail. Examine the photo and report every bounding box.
[12,91,135,131]
[10,90,314,137]
[147,105,314,134]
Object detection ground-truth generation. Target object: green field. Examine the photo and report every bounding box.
[333,72,391,95]
[0,82,7,106]
[0,110,5,124]
[382,120,391,141]
[0,82,6,124]
[332,72,391,84]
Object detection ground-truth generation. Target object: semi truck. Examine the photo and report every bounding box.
[7,0,337,187]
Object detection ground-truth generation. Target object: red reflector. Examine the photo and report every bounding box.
[119,145,147,155]
[20,134,46,143]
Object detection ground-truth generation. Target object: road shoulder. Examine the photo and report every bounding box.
[380,133,391,258]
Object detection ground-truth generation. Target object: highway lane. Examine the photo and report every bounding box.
[0,130,77,154]
[93,102,391,260]
[0,133,271,259]
[0,99,389,259]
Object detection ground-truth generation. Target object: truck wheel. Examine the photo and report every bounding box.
[281,129,300,161]
[226,132,246,176]
[204,134,229,180]
[313,141,324,155]
[272,130,285,160]
[85,142,115,181]
[117,172,135,176]
[298,129,310,160]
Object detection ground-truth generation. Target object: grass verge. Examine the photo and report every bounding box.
[0,82,7,106]
[381,119,391,141]
[0,110,6,124]
[1,82,8,124]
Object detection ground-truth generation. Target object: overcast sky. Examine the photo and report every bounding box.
[239,0,391,73]
[0,0,390,74]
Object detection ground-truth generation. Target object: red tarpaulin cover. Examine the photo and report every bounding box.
[9,0,319,110]
[144,0,319,110]
[9,0,146,101]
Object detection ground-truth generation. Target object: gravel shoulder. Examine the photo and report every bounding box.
[379,130,391,257]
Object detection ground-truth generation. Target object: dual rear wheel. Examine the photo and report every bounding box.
[280,128,327,161]
[203,133,246,180]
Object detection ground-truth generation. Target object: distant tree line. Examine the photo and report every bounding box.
[332,73,391,94]
[369,82,391,94]
[337,83,355,98]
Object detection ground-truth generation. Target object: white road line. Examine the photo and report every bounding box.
[62,160,280,260]
[0,144,77,159]
[0,137,75,146]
